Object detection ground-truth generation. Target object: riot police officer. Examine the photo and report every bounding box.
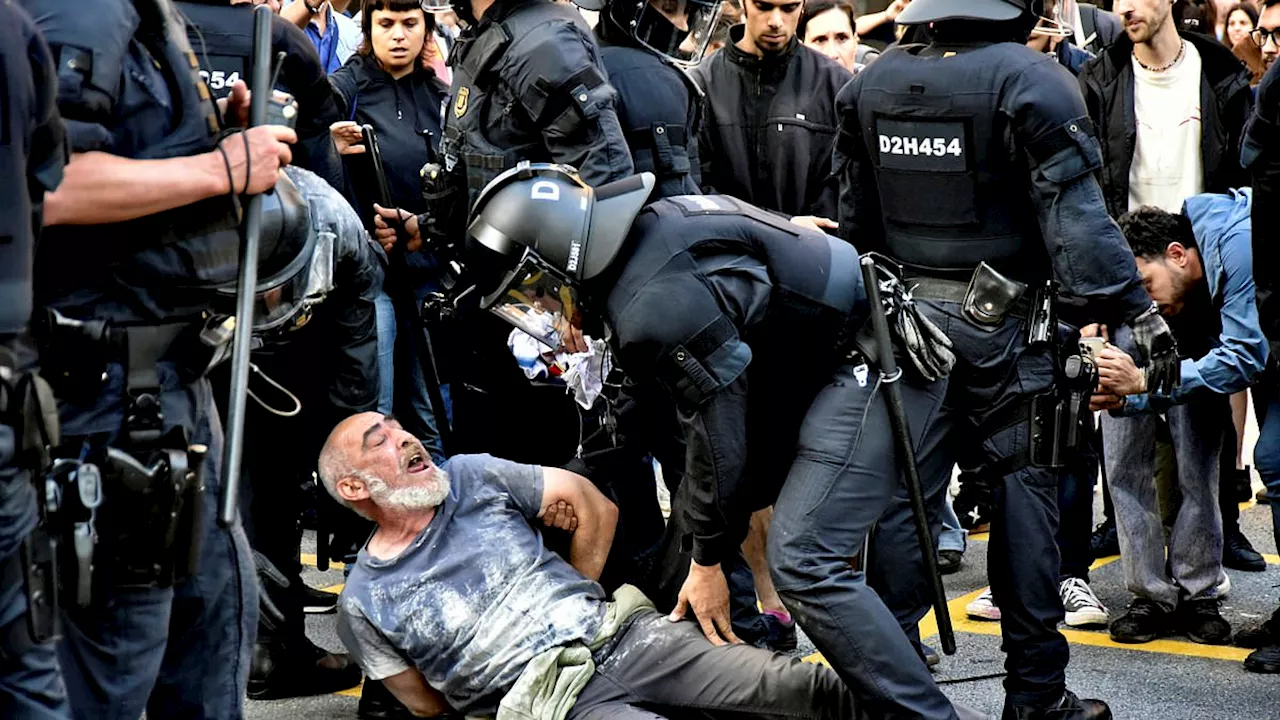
[806,0,1181,717]
[0,4,69,718]
[22,0,304,716]
[374,0,634,482]
[178,0,346,190]
[587,0,720,197]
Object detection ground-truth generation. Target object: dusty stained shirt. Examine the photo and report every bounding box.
[336,454,606,715]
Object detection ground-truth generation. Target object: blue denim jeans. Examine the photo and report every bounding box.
[1,547,71,720]
[1102,395,1230,609]
[374,289,397,415]
[53,364,256,720]
[939,494,967,553]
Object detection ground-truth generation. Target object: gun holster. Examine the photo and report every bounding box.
[91,429,206,589]
[1029,350,1098,469]
[420,161,468,245]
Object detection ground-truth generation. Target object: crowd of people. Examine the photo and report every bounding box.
[4,0,1280,720]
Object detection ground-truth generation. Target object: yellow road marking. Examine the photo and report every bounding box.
[322,583,345,594]
[336,680,363,698]
[803,552,1261,668]
[300,553,345,570]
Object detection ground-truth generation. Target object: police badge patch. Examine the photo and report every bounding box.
[454,87,470,118]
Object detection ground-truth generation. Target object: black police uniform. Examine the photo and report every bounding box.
[807,31,1154,718]
[433,0,634,466]
[20,0,308,715]
[595,20,703,199]
[0,3,69,717]
[587,194,865,619]
[178,0,346,190]
[440,0,634,201]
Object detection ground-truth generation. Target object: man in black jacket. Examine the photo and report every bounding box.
[691,0,851,225]
[1078,0,1253,220]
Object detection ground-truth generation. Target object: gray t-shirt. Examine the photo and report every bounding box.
[336,454,607,715]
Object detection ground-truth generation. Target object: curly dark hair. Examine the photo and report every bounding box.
[1116,206,1199,260]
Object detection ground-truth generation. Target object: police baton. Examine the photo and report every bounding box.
[218,5,273,528]
[858,256,956,655]
[362,125,454,453]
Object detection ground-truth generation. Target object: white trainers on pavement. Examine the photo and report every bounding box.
[1059,577,1109,627]
[966,588,1001,621]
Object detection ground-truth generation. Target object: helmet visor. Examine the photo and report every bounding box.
[1031,0,1077,39]
[480,250,583,351]
[633,0,722,66]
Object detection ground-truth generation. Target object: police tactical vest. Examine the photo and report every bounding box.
[599,44,701,198]
[605,195,863,405]
[440,0,597,200]
[176,1,253,100]
[853,43,1045,276]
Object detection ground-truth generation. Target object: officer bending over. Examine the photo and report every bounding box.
[0,3,69,717]
[817,0,1179,718]
[412,163,989,720]
[24,0,300,716]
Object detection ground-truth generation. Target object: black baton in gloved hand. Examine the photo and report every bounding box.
[219,5,274,528]
[859,256,956,655]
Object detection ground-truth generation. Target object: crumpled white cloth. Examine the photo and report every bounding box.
[506,329,613,409]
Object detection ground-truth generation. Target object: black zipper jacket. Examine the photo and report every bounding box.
[330,53,449,220]
[1077,30,1253,218]
[690,27,852,219]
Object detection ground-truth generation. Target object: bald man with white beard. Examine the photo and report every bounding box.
[316,412,869,720]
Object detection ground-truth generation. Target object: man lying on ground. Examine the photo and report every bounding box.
[316,412,864,720]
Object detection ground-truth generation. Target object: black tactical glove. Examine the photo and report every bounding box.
[1128,303,1180,396]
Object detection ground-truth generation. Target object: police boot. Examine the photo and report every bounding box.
[1002,691,1111,720]
[247,636,362,700]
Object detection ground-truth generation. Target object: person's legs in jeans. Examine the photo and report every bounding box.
[569,610,863,720]
[1165,398,1228,602]
[374,290,396,415]
[939,494,967,554]
[770,362,958,720]
[1103,413,1179,609]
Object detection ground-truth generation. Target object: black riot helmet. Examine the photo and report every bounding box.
[465,163,655,348]
[581,0,722,66]
[896,0,1031,24]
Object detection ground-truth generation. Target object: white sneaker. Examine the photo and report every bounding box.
[1059,577,1109,627]
[966,588,1001,621]
[1217,573,1231,599]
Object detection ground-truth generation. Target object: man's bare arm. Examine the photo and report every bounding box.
[382,669,454,718]
[44,125,295,226]
[540,468,617,581]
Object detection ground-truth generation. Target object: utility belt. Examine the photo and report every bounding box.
[34,309,233,443]
[26,310,223,600]
[903,262,1035,327]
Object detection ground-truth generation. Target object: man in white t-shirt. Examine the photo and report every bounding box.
[1079,0,1252,218]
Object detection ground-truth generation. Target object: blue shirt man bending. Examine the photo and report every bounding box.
[1090,189,1268,646]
